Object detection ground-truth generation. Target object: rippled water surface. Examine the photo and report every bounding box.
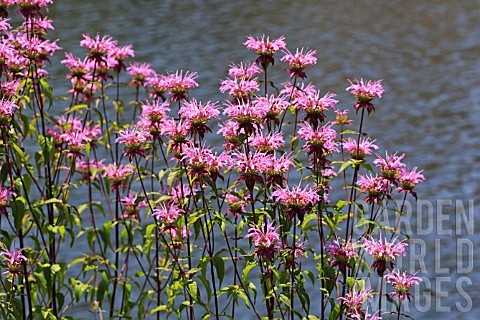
[46,1,480,318]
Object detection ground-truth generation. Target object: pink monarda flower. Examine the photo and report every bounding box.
[343,137,379,160]
[0,184,15,216]
[16,0,53,18]
[357,174,392,204]
[272,184,320,221]
[223,100,268,135]
[373,151,406,181]
[219,77,259,102]
[60,130,92,158]
[160,118,191,157]
[217,121,244,150]
[0,17,11,32]
[179,98,220,139]
[253,94,289,125]
[244,34,286,68]
[333,109,353,126]
[295,91,338,126]
[363,234,408,276]
[397,167,425,199]
[0,244,27,279]
[102,162,134,191]
[110,44,134,72]
[141,99,170,123]
[61,52,92,79]
[298,122,339,158]
[170,184,197,205]
[116,126,153,160]
[152,203,184,224]
[146,73,169,101]
[0,97,18,125]
[230,151,271,191]
[248,132,284,152]
[181,144,215,181]
[346,78,384,114]
[166,70,198,102]
[127,61,155,88]
[76,159,104,182]
[265,153,294,186]
[325,239,359,275]
[386,270,422,303]
[337,286,374,319]
[245,219,281,261]
[225,190,246,219]
[228,61,262,79]
[80,33,117,60]
[281,48,317,79]
[120,193,146,221]
[17,33,60,64]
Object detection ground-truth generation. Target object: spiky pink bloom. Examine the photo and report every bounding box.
[337,286,374,319]
[253,94,289,125]
[120,193,146,221]
[244,34,286,68]
[249,132,284,152]
[141,99,170,122]
[116,126,152,160]
[223,100,268,134]
[0,185,15,215]
[0,18,10,32]
[102,162,134,191]
[397,167,425,199]
[295,91,338,125]
[228,61,262,79]
[346,79,384,114]
[245,219,281,261]
[1,245,27,278]
[170,184,198,205]
[343,137,379,160]
[152,203,184,224]
[264,153,294,186]
[160,118,191,155]
[61,52,91,78]
[127,61,155,87]
[219,77,259,100]
[76,159,104,182]
[0,97,18,124]
[386,270,422,302]
[357,174,391,204]
[179,99,220,138]
[80,33,117,59]
[244,34,286,56]
[60,130,92,157]
[166,70,198,102]
[346,79,384,101]
[298,122,339,157]
[146,73,169,100]
[373,152,406,180]
[333,109,353,126]
[110,44,134,72]
[326,239,359,274]
[16,0,53,17]
[272,184,320,221]
[225,190,246,219]
[281,48,317,79]
[22,16,54,34]
[363,234,408,276]
[181,144,218,181]
[17,33,60,64]
[230,151,271,190]
[217,121,244,149]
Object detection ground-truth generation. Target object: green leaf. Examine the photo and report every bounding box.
[148,305,167,316]
[213,256,225,286]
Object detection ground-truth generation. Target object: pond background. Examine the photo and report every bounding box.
[44,0,480,319]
